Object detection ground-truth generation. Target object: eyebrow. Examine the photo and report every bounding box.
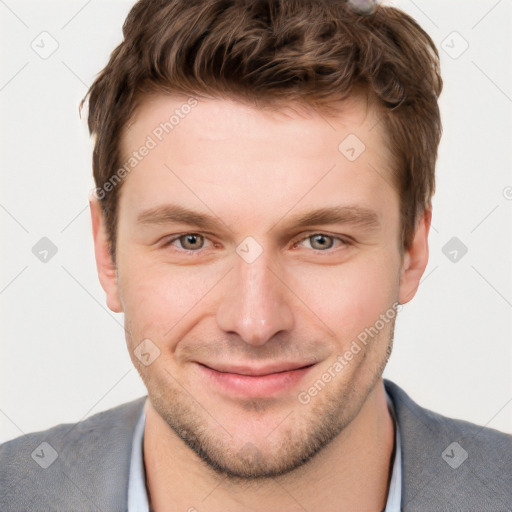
[136,203,380,233]
[277,205,380,232]
[137,204,222,230]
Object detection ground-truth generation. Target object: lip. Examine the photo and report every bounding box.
[201,362,316,376]
[196,362,316,398]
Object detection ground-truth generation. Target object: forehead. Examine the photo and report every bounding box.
[118,93,397,228]
[122,92,386,157]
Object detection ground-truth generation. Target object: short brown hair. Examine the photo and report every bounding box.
[81,0,442,260]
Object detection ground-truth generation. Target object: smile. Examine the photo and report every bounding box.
[196,362,316,398]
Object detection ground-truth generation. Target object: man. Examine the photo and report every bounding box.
[1,0,511,510]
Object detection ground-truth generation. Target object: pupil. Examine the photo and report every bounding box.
[183,234,201,249]
[312,235,332,249]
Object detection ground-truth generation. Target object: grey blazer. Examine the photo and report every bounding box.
[1,379,511,511]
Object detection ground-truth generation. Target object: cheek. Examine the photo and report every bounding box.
[117,258,228,343]
[290,251,400,341]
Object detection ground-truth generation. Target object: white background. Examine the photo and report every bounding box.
[1,0,511,442]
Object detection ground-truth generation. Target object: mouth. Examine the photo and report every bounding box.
[196,362,316,397]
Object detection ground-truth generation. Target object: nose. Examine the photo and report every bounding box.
[215,250,295,346]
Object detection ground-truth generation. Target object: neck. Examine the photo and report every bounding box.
[143,380,395,512]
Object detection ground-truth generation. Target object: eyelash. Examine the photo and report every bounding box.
[160,232,351,254]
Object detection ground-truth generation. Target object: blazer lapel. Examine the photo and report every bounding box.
[384,379,512,510]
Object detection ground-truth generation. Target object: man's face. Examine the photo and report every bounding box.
[94,93,425,479]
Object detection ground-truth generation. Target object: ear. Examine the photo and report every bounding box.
[398,207,431,304]
[90,195,123,313]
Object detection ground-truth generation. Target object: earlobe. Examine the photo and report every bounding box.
[398,208,431,305]
[90,196,123,313]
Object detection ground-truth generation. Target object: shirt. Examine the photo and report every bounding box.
[128,392,402,511]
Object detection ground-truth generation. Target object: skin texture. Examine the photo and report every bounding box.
[91,93,430,511]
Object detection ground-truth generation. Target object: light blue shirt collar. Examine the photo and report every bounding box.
[127,398,150,512]
[128,393,402,511]
[385,391,402,512]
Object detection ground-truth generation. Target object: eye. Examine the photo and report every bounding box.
[163,233,207,251]
[295,233,348,251]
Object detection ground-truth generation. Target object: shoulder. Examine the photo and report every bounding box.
[385,378,512,450]
[0,396,147,512]
[384,379,512,510]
